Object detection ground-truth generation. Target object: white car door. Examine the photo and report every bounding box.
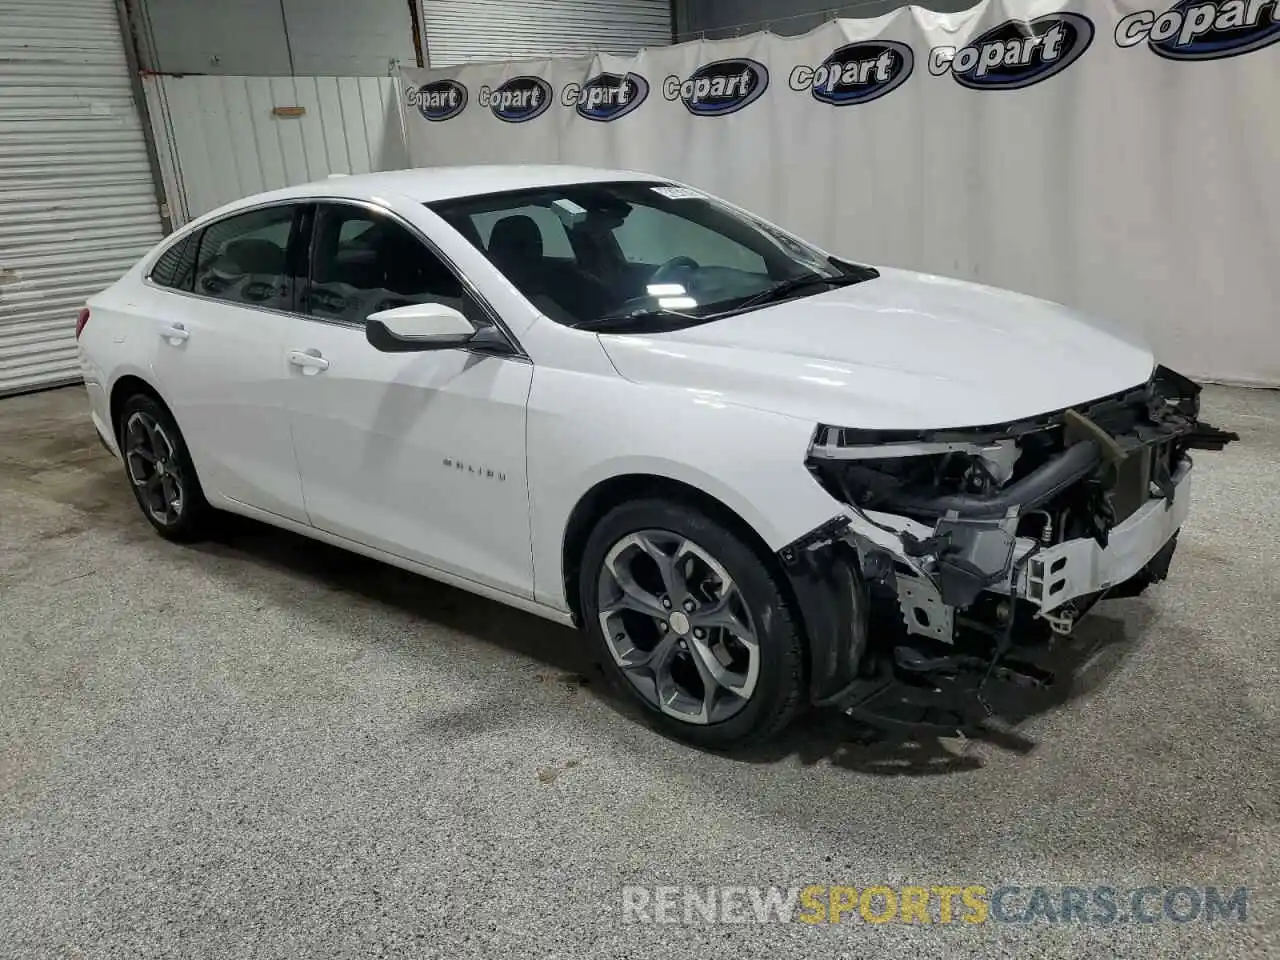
[282,201,535,598]
[146,203,309,523]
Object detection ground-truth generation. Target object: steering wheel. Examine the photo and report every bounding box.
[650,256,700,286]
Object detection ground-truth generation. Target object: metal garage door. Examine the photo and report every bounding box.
[0,0,164,396]
[421,0,672,66]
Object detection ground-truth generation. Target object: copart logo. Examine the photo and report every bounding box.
[789,40,914,105]
[663,58,769,116]
[1116,0,1280,60]
[405,79,467,122]
[562,72,649,121]
[479,76,552,123]
[930,13,1095,89]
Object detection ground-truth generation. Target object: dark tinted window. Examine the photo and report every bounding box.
[150,232,199,291]
[303,204,464,326]
[193,206,297,310]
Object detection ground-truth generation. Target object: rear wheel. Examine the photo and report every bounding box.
[118,393,211,542]
[579,499,805,749]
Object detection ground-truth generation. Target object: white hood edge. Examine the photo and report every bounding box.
[598,267,1155,431]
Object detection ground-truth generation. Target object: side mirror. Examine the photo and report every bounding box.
[366,302,476,352]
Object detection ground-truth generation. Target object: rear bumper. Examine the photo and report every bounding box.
[86,382,121,459]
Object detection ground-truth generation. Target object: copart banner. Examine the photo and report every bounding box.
[399,0,1280,386]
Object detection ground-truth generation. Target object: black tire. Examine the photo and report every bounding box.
[117,393,212,542]
[579,498,806,750]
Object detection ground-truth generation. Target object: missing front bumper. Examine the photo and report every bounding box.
[1016,462,1189,614]
[829,456,1191,644]
[780,369,1235,717]
[800,366,1234,643]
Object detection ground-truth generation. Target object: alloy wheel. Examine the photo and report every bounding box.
[596,530,760,725]
[124,411,185,525]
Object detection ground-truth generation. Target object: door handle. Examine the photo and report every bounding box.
[159,322,189,344]
[289,348,330,375]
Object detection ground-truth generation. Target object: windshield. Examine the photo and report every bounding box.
[428,180,875,331]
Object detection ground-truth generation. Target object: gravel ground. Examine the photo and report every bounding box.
[1,384,1276,959]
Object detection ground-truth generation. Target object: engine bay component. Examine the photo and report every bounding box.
[874,440,1102,521]
[930,516,1017,607]
[808,366,1236,557]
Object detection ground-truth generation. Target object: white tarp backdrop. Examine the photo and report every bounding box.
[398,0,1280,387]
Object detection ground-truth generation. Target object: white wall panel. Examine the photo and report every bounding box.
[0,0,165,396]
[400,5,1280,387]
[145,75,408,225]
[422,0,671,66]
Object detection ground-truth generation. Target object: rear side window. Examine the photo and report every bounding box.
[150,232,199,291]
[193,206,298,311]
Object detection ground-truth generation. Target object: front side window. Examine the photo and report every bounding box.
[303,205,465,326]
[430,180,874,331]
[192,206,297,310]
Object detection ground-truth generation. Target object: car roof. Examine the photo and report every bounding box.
[170,165,675,240]
[271,164,667,205]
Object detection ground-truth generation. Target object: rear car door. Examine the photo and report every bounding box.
[146,203,309,523]
[282,201,535,597]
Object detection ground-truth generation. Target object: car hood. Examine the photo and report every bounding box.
[598,267,1155,431]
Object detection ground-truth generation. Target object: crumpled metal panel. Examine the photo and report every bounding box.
[0,0,164,396]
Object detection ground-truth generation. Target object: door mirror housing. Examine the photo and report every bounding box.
[366,302,476,352]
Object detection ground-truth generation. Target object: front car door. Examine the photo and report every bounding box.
[146,203,310,523]
[283,201,535,598]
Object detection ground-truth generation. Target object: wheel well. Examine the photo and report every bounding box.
[561,473,797,625]
[108,375,168,446]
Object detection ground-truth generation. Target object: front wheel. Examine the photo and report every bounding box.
[579,499,805,749]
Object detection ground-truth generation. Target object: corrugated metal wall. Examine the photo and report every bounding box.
[422,0,672,66]
[144,75,407,225]
[0,0,165,396]
[133,0,418,76]
[675,0,974,40]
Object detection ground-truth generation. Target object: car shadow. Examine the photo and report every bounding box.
[192,513,1149,777]
[733,604,1152,775]
[190,512,595,679]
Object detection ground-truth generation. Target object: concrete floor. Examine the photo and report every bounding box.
[0,384,1276,959]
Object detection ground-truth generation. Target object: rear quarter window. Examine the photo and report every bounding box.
[149,232,200,291]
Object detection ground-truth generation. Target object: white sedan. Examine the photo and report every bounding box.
[77,165,1234,748]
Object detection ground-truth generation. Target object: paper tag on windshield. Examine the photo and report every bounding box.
[651,185,703,200]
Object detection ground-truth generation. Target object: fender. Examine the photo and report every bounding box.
[525,366,846,612]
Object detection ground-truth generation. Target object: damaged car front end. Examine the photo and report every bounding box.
[784,366,1237,722]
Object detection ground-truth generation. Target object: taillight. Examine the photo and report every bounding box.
[75,307,90,339]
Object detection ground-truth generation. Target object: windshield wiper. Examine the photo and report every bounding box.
[571,308,697,332]
[732,270,875,311]
[574,265,880,332]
